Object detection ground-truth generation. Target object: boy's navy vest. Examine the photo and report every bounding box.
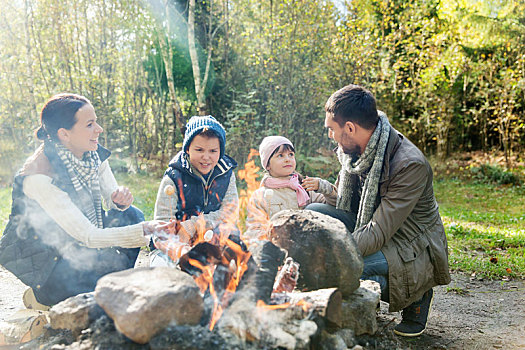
[164,151,237,221]
[0,143,111,288]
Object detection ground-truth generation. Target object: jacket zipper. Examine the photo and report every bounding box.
[203,172,224,207]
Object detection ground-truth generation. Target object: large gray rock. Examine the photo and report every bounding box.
[95,267,203,344]
[49,292,104,335]
[269,210,363,297]
[341,279,381,335]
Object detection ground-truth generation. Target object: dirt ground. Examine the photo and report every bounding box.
[1,261,524,349]
[371,273,525,350]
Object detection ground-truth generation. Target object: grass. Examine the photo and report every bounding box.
[434,179,525,280]
[113,172,159,221]
[1,170,524,281]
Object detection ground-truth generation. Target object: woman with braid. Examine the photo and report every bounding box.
[0,93,172,309]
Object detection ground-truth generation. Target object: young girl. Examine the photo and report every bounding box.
[244,136,336,239]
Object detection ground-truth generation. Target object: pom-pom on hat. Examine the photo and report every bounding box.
[183,115,226,156]
[259,136,294,170]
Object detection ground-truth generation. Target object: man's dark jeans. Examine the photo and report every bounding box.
[305,203,389,301]
[35,206,144,306]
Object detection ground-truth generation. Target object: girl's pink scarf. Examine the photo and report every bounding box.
[263,173,310,207]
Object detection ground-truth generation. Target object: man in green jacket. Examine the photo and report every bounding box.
[307,84,451,337]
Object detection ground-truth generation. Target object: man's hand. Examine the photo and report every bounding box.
[111,186,134,208]
[302,176,320,191]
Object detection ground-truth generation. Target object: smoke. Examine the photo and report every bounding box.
[17,197,130,273]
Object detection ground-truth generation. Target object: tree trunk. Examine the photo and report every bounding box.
[188,0,207,115]
[158,0,184,146]
[23,0,38,129]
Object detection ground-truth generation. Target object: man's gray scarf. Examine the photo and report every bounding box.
[336,112,390,229]
[55,143,103,228]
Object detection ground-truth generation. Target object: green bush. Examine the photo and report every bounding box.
[295,154,340,183]
[108,157,129,174]
[0,140,27,186]
[470,164,522,186]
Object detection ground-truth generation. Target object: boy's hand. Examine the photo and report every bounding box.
[176,224,193,243]
[111,186,134,208]
[302,176,320,191]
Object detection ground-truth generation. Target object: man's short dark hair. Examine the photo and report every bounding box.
[325,84,379,130]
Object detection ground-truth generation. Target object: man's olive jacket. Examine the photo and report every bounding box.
[351,126,451,312]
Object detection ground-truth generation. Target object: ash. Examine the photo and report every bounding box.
[150,325,260,350]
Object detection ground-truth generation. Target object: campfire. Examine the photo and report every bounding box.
[150,149,315,333]
[12,151,378,349]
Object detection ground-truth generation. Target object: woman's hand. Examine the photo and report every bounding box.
[302,176,320,191]
[111,186,134,208]
[142,220,176,236]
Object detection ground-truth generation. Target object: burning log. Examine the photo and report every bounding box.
[239,240,286,303]
[269,210,364,297]
[273,257,300,293]
[270,288,342,327]
[173,234,255,331]
[217,296,319,350]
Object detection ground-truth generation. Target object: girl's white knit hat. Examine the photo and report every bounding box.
[259,136,294,170]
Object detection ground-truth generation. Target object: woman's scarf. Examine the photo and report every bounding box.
[54,143,103,228]
[263,173,310,207]
[336,112,391,229]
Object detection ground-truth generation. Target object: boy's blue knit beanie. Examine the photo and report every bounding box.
[183,115,226,156]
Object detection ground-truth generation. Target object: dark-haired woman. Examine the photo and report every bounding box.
[0,93,171,308]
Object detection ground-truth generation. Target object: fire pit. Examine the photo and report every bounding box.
[15,155,379,349]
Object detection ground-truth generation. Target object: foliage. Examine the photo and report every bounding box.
[295,153,340,184]
[1,0,524,176]
[470,164,523,186]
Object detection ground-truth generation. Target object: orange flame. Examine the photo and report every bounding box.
[296,299,312,312]
[256,298,312,313]
[224,239,252,292]
[187,238,252,331]
[256,300,291,310]
[191,214,208,244]
[237,149,261,230]
[176,178,186,210]
[188,258,216,294]
[209,239,252,330]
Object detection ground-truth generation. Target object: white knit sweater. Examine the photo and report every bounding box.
[22,160,148,249]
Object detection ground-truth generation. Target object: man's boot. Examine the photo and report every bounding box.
[394,288,434,337]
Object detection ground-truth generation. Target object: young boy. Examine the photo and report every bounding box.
[151,115,238,265]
